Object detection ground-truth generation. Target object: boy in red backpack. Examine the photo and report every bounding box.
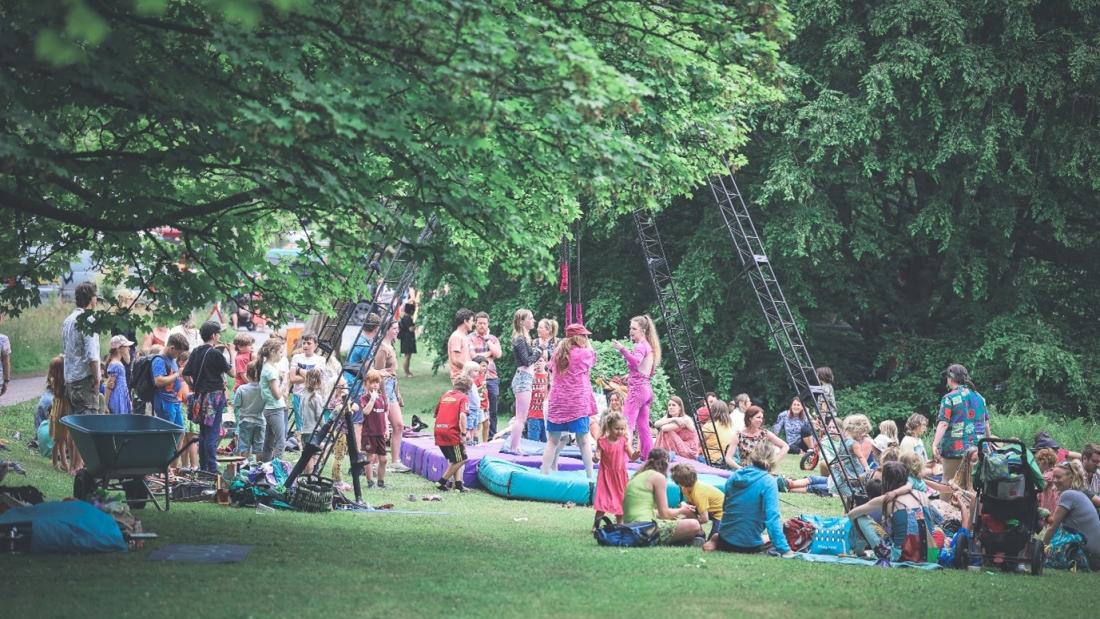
[435,374,471,492]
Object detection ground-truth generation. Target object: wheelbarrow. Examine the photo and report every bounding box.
[61,414,198,511]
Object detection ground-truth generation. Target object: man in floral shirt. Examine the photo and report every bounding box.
[932,363,991,481]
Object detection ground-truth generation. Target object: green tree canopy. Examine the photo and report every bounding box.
[0,0,791,334]
[427,0,1100,420]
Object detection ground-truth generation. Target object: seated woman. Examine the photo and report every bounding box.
[698,399,733,464]
[622,448,702,546]
[771,397,813,454]
[653,396,699,460]
[725,405,789,470]
[847,461,934,562]
[845,414,875,470]
[1042,461,1100,563]
[706,441,794,555]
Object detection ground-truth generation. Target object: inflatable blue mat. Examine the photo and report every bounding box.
[478,457,729,507]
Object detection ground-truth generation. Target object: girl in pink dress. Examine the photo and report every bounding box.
[593,411,638,530]
[613,315,661,460]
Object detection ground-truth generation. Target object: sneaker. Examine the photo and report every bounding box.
[691,535,707,548]
[366,481,376,489]
[377,480,386,489]
[436,479,453,492]
[388,462,411,473]
[454,481,468,493]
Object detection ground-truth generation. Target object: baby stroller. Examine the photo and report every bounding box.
[966,438,1045,575]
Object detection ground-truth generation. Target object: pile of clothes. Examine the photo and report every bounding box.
[228,459,294,509]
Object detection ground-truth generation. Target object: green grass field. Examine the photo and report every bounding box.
[2,353,1095,619]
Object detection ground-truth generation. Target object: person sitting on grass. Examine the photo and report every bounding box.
[709,441,794,555]
[1042,460,1100,563]
[653,396,699,460]
[359,369,388,490]
[670,463,724,548]
[622,448,702,546]
[847,461,934,563]
[699,399,733,464]
[434,374,471,492]
[772,397,813,454]
[724,405,789,470]
[845,414,875,470]
[871,420,899,460]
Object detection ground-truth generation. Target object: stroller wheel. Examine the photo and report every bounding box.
[1028,539,1044,576]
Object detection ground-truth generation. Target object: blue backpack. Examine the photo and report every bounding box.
[594,518,660,548]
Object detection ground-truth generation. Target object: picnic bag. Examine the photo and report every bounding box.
[131,354,164,402]
[289,475,335,513]
[783,517,816,552]
[593,517,660,548]
[801,514,852,556]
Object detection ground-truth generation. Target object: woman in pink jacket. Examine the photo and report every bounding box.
[541,323,597,479]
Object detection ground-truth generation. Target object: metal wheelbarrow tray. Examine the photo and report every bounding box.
[61,414,196,511]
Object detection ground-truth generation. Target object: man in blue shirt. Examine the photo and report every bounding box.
[152,333,189,426]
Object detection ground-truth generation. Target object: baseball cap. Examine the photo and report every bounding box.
[109,334,135,349]
[564,323,591,337]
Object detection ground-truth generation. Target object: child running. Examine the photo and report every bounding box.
[359,369,388,489]
[232,361,265,464]
[435,374,472,492]
[671,463,725,548]
[593,412,638,530]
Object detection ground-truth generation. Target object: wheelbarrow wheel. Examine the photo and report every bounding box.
[122,477,151,510]
[1028,539,1044,576]
[73,469,96,500]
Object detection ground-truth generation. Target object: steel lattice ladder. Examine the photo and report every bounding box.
[632,209,728,467]
[285,216,437,501]
[707,159,868,508]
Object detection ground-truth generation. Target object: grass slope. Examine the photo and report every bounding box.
[1,354,1094,619]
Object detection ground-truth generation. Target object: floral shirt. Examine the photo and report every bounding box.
[936,386,989,459]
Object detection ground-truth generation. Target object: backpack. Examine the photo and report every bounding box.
[593,517,660,548]
[783,517,816,552]
[131,354,164,402]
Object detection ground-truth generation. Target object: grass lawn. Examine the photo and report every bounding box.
[2,353,1094,619]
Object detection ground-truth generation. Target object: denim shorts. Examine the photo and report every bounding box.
[546,416,589,434]
[511,369,534,393]
[236,419,266,455]
[384,378,399,403]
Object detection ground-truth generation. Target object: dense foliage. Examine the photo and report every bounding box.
[0,0,791,336]
[427,0,1100,422]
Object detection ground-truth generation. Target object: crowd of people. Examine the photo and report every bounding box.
[425,307,1100,565]
[14,285,1100,565]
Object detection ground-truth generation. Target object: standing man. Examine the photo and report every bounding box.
[469,312,503,436]
[932,363,991,482]
[61,282,101,414]
[182,321,232,474]
[448,308,474,380]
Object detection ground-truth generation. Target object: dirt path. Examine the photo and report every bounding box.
[0,374,45,407]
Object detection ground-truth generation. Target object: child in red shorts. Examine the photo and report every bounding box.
[435,374,471,492]
[359,369,388,489]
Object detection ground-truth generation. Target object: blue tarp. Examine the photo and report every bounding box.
[0,500,127,553]
[789,552,942,570]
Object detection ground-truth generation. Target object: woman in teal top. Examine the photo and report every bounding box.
[622,448,702,545]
